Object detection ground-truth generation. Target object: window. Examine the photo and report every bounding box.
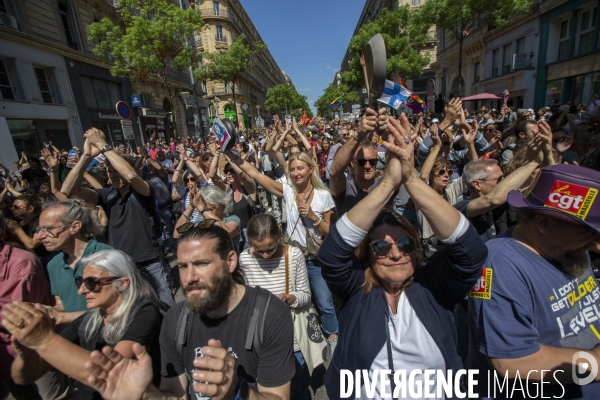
[80,76,121,110]
[502,43,512,74]
[412,0,421,5]
[200,81,207,93]
[0,59,14,100]
[34,68,61,104]
[225,81,232,93]
[577,7,597,55]
[213,1,220,16]
[141,94,153,108]
[0,0,20,30]
[216,25,225,42]
[558,18,571,61]
[58,2,79,50]
[473,62,480,84]
[492,48,499,78]
[516,37,525,55]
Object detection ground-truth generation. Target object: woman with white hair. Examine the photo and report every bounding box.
[1,249,162,400]
[173,185,240,247]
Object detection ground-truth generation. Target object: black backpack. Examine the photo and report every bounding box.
[175,286,271,359]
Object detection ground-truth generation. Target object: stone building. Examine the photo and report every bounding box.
[0,0,202,165]
[194,0,286,128]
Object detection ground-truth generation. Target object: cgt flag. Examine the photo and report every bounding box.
[212,115,231,150]
[378,80,412,110]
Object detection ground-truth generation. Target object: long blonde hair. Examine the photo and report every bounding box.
[286,152,329,200]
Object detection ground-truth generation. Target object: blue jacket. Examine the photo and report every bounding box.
[319,223,487,399]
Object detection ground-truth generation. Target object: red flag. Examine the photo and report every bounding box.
[303,117,314,127]
[398,77,409,89]
[301,110,307,125]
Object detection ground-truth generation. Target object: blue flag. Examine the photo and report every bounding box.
[378,80,413,110]
[212,115,231,150]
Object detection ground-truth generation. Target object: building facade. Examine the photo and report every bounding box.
[336,0,437,112]
[195,0,286,128]
[534,0,600,109]
[0,0,203,165]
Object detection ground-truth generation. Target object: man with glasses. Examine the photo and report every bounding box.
[61,128,174,308]
[41,201,113,325]
[329,108,388,218]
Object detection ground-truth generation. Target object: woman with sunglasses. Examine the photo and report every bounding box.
[172,144,208,224]
[318,114,487,400]
[3,249,162,400]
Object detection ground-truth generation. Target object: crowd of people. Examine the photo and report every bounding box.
[1,97,600,400]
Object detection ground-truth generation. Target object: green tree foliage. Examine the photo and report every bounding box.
[195,34,266,122]
[265,84,313,118]
[314,84,359,119]
[87,0,203,137]
[416,0,533,92]
[342,6,431,88]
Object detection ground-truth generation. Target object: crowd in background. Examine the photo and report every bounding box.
[1,95,600,400]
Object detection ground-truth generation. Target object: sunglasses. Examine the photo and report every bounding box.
[176,218,217,235]
[356,158,378,167]
[436,169,454,176]
[186,177,196,182]
[370,236,417,258]
[75,276,121,291]
[224,168,236,174]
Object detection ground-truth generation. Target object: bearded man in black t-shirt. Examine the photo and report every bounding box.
[82,225,295,400]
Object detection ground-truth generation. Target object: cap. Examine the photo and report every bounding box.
[507,164,600,235]
[238,137,246,143]
[432,118,439,123]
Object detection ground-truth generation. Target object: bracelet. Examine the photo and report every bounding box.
[182,212,192,221]
[314,216,323,226]
[349,134,359,141]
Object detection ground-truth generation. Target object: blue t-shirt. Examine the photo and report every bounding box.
[468,228,600,399]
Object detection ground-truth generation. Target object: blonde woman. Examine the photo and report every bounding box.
[226,149,340,354]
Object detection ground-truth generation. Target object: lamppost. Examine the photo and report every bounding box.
[214,96,220,118]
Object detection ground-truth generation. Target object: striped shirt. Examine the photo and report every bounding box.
[239,245,311,352]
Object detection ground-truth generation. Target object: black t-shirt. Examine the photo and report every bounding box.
[454,199,496,243]
[159,286,295,395]
[60,303,162,400]
[231,191,253,230]
[21,167,47,183]
[95,186,158,263]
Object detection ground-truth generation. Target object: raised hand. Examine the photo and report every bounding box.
[356,108,378,139]
[556,135,574,154]
[537,120,554,159]
[444,98,463,122]
[85,343,152,400]
[0,302,56,350]
[83,138,101,158]
[526,135,544,165]
[383,114,419,186]
[192,339,238,400]
[84,128,108,150]
[431,127,442,147]
[462,128,478,145]
[41,148,58,168]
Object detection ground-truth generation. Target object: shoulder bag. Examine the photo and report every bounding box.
[285,245,327,373]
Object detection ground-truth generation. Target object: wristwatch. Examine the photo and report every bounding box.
[235,379,249,400]
[200,206,210,214]
[99,144,113,154]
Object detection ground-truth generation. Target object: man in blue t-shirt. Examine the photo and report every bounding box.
[469,163,600,399]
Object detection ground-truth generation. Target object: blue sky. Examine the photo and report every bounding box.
[241,0,366,115]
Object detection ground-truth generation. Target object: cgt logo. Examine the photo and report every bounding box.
[572,351,599,385]
[544,181,598,220]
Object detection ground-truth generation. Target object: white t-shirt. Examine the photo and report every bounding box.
[362,292,446,400]
[282,184,335,247]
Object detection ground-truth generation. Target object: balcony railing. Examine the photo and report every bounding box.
[215,35,227,43]
[199,8,237,23]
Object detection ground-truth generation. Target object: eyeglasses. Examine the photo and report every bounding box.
[356,158,378,167]
[34,224,71,235]
[370,236,417,258]
[176,218,217,235]
[436,169,454,176]
[75,276,121,292]
[10,205,26,210]
[485,129,495,132]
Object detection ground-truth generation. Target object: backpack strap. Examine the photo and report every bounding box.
[175,305,191,358]
[244,287,271,358]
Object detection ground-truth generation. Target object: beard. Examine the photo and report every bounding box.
[555,248,591,278]
[183,267,234,314]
